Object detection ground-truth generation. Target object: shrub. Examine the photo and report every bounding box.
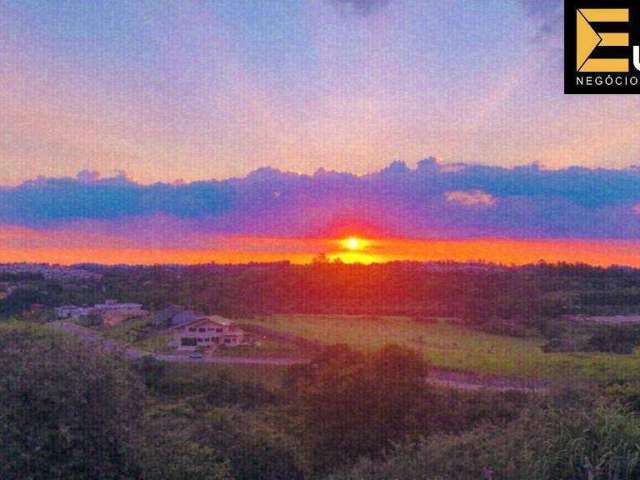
[0,323,145,480]
[287,344,432,473]
[587,326,640,354]
[331,401,640,480]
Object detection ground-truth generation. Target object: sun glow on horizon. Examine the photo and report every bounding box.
[340,236,369,251]
[5,226,640,267]
[329,236,379,264]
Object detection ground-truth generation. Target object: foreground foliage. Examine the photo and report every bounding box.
[331,399,640,480]
[0,323,145,479]
[4,322,640,480]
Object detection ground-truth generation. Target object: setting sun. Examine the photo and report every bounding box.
[341,236,366,251]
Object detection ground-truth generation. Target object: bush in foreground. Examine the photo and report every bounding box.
[0,323,145,480]
[331,400,640,480]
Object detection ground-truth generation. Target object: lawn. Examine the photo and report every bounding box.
[240,315,640,382]
[101,318,174,354]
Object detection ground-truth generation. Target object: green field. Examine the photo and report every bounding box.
[241,315,640,382]
[101,318,175,354]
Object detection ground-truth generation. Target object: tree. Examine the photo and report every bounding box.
[198,407,304,480]
[140,413,234,480]
[331,398,640,480]
[0,323,145,480]
[0,288,49,318]
[288,344,431,473]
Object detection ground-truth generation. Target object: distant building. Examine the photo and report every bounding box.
[93,300,146,316]
[55,300,148,326]
[169,315,246,353]
[55,305,93,319]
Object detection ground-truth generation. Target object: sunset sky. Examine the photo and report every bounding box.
[2,0,640,266]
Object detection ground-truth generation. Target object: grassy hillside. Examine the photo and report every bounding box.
[241,315,640,382]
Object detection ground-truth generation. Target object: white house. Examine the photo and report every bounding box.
[170,315,246,353]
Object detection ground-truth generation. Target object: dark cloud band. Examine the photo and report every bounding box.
[2,158,640,239]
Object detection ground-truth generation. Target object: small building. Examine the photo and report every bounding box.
[170,315,246,353]
[93,300,146,316]
[55,305,92,319]
[55,300,148,326]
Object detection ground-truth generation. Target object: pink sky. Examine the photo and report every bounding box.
[2,1,640,186]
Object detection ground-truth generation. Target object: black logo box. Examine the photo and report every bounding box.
[565,0,640,93]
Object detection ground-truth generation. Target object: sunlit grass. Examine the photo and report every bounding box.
[241,315,640,382]
[101,318,174,353]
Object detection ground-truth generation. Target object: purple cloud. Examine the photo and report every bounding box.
[2,158,640,239]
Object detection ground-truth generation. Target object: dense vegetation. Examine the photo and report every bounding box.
[93,261,640,320]
[331,400,640,480]
[3,261,640,478]
[4,321,640,479]
[5,261,640,322]
[0,323,144,479]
